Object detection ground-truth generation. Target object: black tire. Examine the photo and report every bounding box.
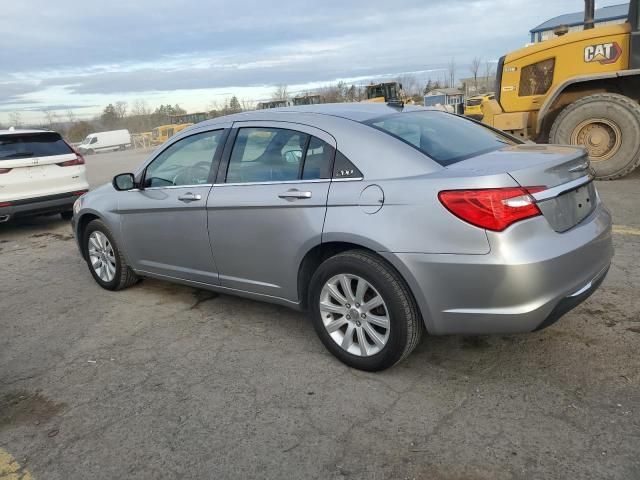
[308,250,423,371]
[83,219,139,291]
[549,93,640,180]
[60,211,73,221]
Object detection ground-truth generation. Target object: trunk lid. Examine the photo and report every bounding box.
[447,144,596,232]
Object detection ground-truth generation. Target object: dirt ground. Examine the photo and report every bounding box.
[1,150,638,479]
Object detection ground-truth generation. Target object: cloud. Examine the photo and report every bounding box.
[0,0,626,121]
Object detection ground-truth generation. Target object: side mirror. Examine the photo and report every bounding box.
[113,173,136,191]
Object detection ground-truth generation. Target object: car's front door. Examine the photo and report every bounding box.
[207,122,336,302]
[117,126,228,284]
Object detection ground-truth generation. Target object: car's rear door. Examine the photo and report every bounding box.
[207,121,336,302]
[117,125,229,284]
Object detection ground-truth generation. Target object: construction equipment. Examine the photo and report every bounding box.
[257,100,290,109]
[364,82,414,104]
[292,94,324,106]
[464,92,495,120]
[151,123,192,146]
[481,0,640,179]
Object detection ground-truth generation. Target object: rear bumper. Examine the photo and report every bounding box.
[0,191,87,221]
[381,202,613,335]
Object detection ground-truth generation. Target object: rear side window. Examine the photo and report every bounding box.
[0,132,72,160]
[226,127,335,183]
[365,111,515,166]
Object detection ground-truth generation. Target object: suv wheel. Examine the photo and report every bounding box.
[83,219,139,290]
[309,250,423,371]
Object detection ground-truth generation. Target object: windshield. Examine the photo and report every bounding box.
[0,132,73,160]
[81,136,93,144]
[365,111,516,166]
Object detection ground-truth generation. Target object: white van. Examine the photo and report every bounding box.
[78,129,131,155]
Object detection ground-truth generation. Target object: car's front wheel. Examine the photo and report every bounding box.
[83,219,139,290]
[309,250,423,371]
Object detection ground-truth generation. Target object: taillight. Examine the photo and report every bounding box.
[56,155,85,167]
[438,187,545,232]
[0,168,11,174]
[58,142,86,167]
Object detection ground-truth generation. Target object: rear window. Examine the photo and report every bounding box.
[365,111,515,166]
[0,132,73,160]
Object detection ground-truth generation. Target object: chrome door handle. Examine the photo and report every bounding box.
[278,190,312,199]
[178,193,202,202]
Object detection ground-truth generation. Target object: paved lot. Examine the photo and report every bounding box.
[1,149,639,479]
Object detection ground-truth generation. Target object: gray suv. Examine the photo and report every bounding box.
[72,104,613,371]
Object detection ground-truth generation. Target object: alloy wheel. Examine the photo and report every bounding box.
[88,231,116,283]
[319,274,390,357]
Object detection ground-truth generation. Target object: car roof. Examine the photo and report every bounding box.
[199,103,434,127]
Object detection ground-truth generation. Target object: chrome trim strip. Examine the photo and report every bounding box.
[144,184,212,191]
[213,179,330,187]
[332,177,364,182]
[532,174,593,202]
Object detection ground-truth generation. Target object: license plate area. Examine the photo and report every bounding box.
[537,181,596,232]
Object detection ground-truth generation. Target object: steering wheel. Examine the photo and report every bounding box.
[172,161,211,186]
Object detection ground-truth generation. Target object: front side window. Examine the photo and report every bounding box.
[366,111,515,166]
[90,137,98,144]
[144,130,222,188]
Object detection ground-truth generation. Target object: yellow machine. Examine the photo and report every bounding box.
[481,0,640,179]
[292,94,324,106]
[464,93,495,119]
[151,123,193,145]
[364,82,413,104]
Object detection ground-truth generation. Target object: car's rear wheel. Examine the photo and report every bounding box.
[83,219,139,290]
[309,250,423,371]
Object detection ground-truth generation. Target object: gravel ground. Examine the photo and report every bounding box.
[1,150,638,480]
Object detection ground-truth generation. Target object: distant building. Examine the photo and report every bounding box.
[460,76,496,97]
[424,88,465,114]
[530,2,629,43]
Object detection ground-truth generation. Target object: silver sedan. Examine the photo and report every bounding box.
[72,104,613,371]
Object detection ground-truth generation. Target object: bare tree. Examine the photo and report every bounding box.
[8,111,22,127]
[241,98,256,111]
[447,58,456,88]
[272,84,289,101]
[484,60,496,92]
[66,109,77,124]
[396,74,419,97]
[42,109,60,129]
[131,99,151,117]
[115,101,128,119]
[470,57,482,94]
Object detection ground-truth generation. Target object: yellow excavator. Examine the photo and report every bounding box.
[481,0,640,179]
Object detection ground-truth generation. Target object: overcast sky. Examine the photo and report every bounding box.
[0,0,626,123]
